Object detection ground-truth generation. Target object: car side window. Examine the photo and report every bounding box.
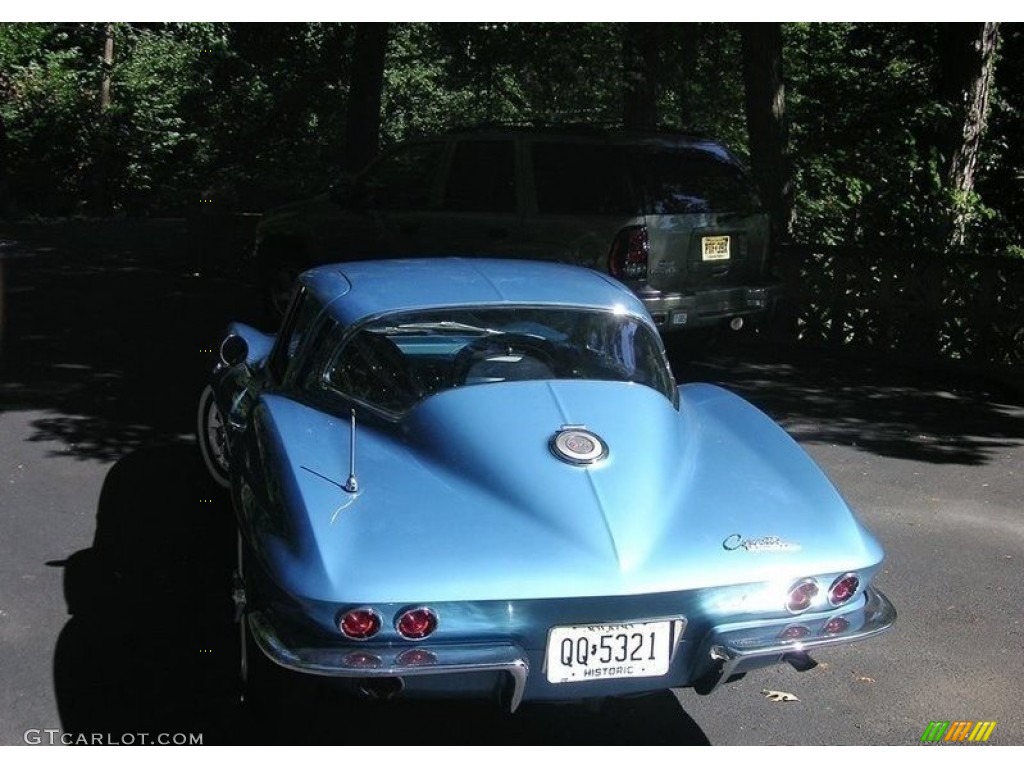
[442,140,516,213]
[356,142,445,210]
[532,142,636,215]
[267,288,320,384]
[321,328,422,413]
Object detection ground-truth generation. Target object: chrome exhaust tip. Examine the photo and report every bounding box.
[357,676,405,700]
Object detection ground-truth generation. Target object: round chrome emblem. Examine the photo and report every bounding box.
[550,428,608,465]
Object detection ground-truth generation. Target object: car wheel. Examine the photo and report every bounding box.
[197,385,231,488]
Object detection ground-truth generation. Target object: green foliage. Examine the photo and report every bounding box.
[660,24,748,154]
[0,20,1020,260]
[1,24,101,213]
[380,23,624,144]
[785,22,1021,258]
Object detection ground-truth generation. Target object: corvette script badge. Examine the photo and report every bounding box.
[723,534,801,552]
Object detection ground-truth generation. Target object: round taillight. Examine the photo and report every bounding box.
[778,624,810,641]
[397,648,438,667]
[822,616,850,636]
[339,607,381,640]
[786,578,820,614]
[396,607,437,640]
[828,573,860,606]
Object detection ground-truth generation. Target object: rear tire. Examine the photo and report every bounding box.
[197,385,231,488]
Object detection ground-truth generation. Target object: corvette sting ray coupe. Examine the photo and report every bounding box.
[197,257,895,710]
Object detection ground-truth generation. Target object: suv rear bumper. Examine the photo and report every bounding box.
[638,282,785,331]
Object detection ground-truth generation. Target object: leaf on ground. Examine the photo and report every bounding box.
[762,689,799,702]
[852,673,876,683]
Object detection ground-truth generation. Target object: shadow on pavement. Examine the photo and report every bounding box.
[668,334,1024,467]
[51,444,710,745]
[0,220,265,463]
[2,219,1022,468]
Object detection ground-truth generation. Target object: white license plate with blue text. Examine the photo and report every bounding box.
[545,620,674,683]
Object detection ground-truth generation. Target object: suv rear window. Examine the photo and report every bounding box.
[532,141,758,216]
[629,147,759,215]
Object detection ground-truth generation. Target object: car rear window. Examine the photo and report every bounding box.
[321,306,676,415]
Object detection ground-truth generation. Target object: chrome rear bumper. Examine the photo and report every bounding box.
[695,586,896,693]
[248,611,530,711]
[638,282,785,330]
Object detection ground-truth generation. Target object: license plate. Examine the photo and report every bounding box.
[545,620,674,683]
[702,235,730,261]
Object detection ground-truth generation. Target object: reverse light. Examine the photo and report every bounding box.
[828,573,860,606]
[821,616,851,636]
[608,226,649,281]
[338,607,382,640]
[778,624,810,641]
[397,648,438,667]
[396,607,438,640]
[786,578,820,614]
[343,651,382,668]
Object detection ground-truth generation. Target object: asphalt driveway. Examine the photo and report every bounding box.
[1,221,1021,745]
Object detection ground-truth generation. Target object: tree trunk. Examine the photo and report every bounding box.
[0,112,11,217]
[938,22,1000,249]
[622,23,662,130]
[673,22,699,128]
[94,22,115,215]
[344,23,389,172]
[740,22,792,243]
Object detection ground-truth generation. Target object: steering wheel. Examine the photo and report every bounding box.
[451,333,560,386]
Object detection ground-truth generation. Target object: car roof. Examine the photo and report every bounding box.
[300,257,653,328]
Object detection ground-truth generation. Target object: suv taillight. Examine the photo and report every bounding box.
[609,226,649,281]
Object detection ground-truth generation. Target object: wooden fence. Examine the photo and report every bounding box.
[774,245,1024,372]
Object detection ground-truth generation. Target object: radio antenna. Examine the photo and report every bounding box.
[344,409,359,493]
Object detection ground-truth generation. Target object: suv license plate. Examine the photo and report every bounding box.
[702,235,731,261]
[545,620,673,683]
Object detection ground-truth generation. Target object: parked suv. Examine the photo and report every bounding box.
[253,127,783,331]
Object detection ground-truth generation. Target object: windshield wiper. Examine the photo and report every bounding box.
[374,321,502,335]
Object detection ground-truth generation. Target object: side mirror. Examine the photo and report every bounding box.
[219,334,249,368]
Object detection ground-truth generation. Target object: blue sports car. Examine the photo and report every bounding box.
[197,258,895,711]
